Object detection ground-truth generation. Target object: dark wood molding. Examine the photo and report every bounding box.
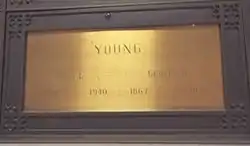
[5,0,241,11]
[1,134,250,143]
[0,0,6,134]
[243,0,250,87]
[243,0,250,135]
[0,0,250,143]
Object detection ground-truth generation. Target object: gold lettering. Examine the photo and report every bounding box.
[130,88,148,95]
[134,44,141,53]
[90,88,108,96]
[148,70,170,78]
[93,41,101,54]
[104,45,111,55]
[92,43,142,55]
[114,44,121,54]
[123,44,131,54]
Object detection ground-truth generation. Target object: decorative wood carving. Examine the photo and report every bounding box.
[3,104,27,132]
[221,104,248,130]
[212,4,220,19]
[212,2,240,30]
[223,3,240,30]
[8,14,32,39]
[9,0,32,6]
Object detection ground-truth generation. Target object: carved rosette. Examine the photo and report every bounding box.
[212,3,240,30]
[8,14,32,39]
[223,3,240,30]
[221,104,248,130]
[3,104,27,132]
[9,0,32,6]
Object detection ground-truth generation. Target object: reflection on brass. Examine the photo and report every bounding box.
[25,25,225,112]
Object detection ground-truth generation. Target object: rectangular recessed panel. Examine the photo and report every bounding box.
[25,25,225,112]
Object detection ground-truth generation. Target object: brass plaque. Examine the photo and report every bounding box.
[25,25,225,112]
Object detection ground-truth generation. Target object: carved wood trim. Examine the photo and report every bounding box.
[223,3,240,30]
[212,4,220,20]
[8,13,32,39]
[3,104,27,132]
[9,0,32,6]
[2,0,249,138]
[221,104,248,130]
[212,2,241,30]
[3,12,32,133]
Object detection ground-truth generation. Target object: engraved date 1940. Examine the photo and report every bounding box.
[89,88,108,96]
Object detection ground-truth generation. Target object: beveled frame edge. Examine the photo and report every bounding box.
[0,0,6,132]
[1,134,250,143]
[243,0,250,134]
[243,0,250,106]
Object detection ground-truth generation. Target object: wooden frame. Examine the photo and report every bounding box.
[243,0,250,88]
[0,0,5,133]
[0,0,250,143]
